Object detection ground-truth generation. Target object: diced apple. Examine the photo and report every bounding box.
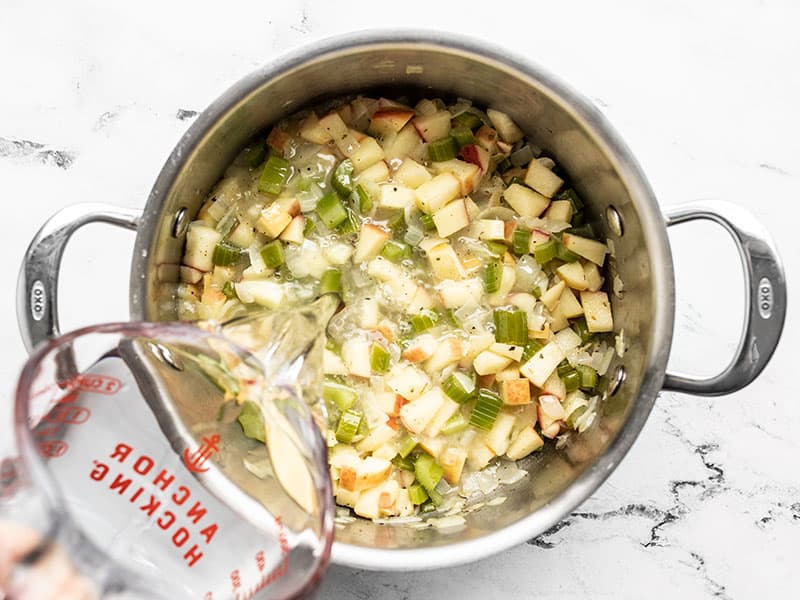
[353,485,382,519]
[581,290,614,332]
[323,241,353,265]
[184,223,222,272]
[473,219,506,241]
[350,137,385,172]
[338,105,354,126]
[506,425,544,460]
[401,335,438,363]
[528,228,551,250]
[299,111,333,144]
[548,303,570,332]
[431,159,482,195]
[541,370,567,400]
[460,144,490,173]
[412,111,451,142]
[379,183,416,209]
[394,158,432,189]
[256,203,292,239]
[395,488,414,517]
[467,438,496,471]
[335,485,360,509]
[487,265,516,307]
[382,124,423,161]
[179,265,203,284]
[234,280,284,308]
[503,183,550,218]
[540,280,567,311]
[485,412,516,456]
[399,387,446,434]
[357,423,398,453]
[486,109,525,143]
[545,200,573,223]
[520,342,566,387]
[387,364,430,400]
[426,242,467,280]
[424,398,461,437]
[433,199,470,238]
[323,348,348,375]
[357,160,390,183]
[224,221,253,248]
[465,333,496,360]
[406,286,435,314]
[562,233,607,266]
[475,125,499,153]
[329,444,361,470]
[367,255,402,282]
[556,261,589,290]
[319,111,360,156]
[354,224,390,263]
[416,173,461,214]
[473,351,514,375]
[496,366,521,381]
[501,378,532,405]
[342,338,372,378]
[425,338,464,373]
[524,159,564,198]
[490,343,525,362]
[357,297,381,329]
[537,394,566,437]
[584,261,604,292]
[279,215,305,244]
[559,287,584,318]
[368,109,415,138]
[440,447,468,485]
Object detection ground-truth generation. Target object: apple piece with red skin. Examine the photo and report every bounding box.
[368,109,415,139]
[279,215,305,244]
[459,143,491,173]
[411,111,451,142]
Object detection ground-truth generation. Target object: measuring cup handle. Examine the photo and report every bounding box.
[17,203,141,352]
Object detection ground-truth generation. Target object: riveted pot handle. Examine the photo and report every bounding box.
[17,203,141,352]
[662,200,786,395]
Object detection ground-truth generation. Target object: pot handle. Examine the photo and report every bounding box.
[662,200,786,395]
[17,203,141,352]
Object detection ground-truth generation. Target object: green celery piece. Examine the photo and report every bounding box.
[316,192,348,228]
[442,371,476,404]
[258,155,291,195]
[354,184,373,214]
[454,112,482,131]
[512,228,532,255]
[493,309,528,345]
[335,408,363,444]
[238,401,266,443]
[392,454,415,471]
[381,239,411,262]
[521,339,545,362]
[413,453,443,493]
[408,482,429,505]
[428,137,459,162]
[244,141,267,168]
[572,317,594,343]
[533,239,557,264]
[484,261,503,294]
[450,126,475,147]
[469,389,503,431]
[409,309,439,333]
[319,269,342,295]
[370,343,391,374]
[222,281,238,300]
[260,240,284,269]
[555,240,580,263]
[440,412,469,436]
[397,435,418,458]
[323,381,357,411]
[332,159,355,196]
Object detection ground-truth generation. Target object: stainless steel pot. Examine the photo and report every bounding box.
[18,31,786,571]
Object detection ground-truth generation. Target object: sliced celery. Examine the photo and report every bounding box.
[572,317,594,343]
[521,339,545,362]
[354,184,373,214]
[450,126,475,147]
[258,155,291,195]
[413,453,443,493]
[332,159,355,197]
[370,343,391,374]
[442,371,476,404]
[419,213,436,231]
[428,137,459,162]
[392,454,415,471]
[469,389,503,431]
[563,369,581,392]
[493,309,528,345]
[244,141,267,168]
[576,365,598,391]
[454,112,482,131]
[440,412,469,436]
[409,309,439,333]
[222,281,237,300]
[319,269,342,295]
[260,240,284,269]
[335,408,363,444]
[533,239,557,264]
[338,208,360,235]
[381,239,411,263]
[486,241,507,257]
[555,240,580,263]
[512,228,532,255]
[408,482,429,505]
[316,192,348,228]
[397,435,418,458]
[212,241,242,266]
[323,381,357,411]
[484,261,503,293]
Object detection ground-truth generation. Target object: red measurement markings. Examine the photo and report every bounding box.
[183,434,221,474]
[230,569,242,592]
[38,440,68,458]
[0,458,23,498]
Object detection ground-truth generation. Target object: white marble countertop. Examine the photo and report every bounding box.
[1,1,798,598]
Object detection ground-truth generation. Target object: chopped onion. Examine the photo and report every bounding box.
[404,224,425,246]
[477,206,516,221]
[496,460,527,485]
[537,157,556,169]
[429,515,466,531]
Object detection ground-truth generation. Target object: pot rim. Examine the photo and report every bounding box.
[131,28,675,571]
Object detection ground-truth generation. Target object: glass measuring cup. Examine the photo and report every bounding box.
[0,299,337,599]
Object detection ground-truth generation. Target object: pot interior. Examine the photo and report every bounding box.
[134,35,673,566]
